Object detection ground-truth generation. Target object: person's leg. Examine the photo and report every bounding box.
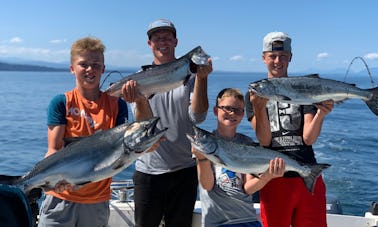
[164,166,198,227]
[133,170,166,227]
[292,176,327,227]
[38,195,76,227]
[260,178,299,227]
[76,201,109,227]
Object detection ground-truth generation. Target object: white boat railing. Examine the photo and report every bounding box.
[109,180,378,227]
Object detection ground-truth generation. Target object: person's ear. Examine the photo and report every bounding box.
[213,106,218,116]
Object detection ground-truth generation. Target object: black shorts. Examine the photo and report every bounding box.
[133,166,198,227]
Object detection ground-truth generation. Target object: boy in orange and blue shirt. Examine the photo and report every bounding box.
[38,37,152,226]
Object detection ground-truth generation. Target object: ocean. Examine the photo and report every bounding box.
[0,71,376,216]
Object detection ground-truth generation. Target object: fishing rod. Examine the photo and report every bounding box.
[100,70,124,90]
[344,56,375,88]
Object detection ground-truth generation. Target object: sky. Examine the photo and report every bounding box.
[1,0,378,74]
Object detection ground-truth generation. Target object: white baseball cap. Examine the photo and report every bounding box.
[263,32,291,52]
[147,19,176,38]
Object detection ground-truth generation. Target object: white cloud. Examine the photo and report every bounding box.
[49,39,67,44]
[9,37,23,44]
[316,52,329,60]
[230,55,244,61]
[105,49,152,67]
[0,45,68,62]
[364,53,378,60]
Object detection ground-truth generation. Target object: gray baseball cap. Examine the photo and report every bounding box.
[263,32,291,52]
[147,19,176,38]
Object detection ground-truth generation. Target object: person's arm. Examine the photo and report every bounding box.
[46,125,76,192]
[192,147,214,191]
[243,158,285,195]
[190,59,212,114]
[249,91,271,146]
[46,125,65,157]
[121,80,153,121]
[302,100,334,145]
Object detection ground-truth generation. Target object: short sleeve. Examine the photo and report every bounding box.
[116,98,129,126]
[47,94,67,126]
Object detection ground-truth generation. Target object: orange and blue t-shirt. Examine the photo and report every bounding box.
[45,88,128,204]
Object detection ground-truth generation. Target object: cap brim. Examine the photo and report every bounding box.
[147,27,176,37]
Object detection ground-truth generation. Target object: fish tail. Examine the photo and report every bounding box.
[365,87,378,115]
[302,163,330,193]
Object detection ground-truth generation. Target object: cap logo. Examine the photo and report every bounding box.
[271,41,284,51]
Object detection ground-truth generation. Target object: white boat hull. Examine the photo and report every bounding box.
[108,200,378,227]
[109,180,378,227]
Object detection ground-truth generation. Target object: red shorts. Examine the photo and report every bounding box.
[260,176,326,227]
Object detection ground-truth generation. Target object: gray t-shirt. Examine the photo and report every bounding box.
[199,133,259,227]
[133,74,207,174]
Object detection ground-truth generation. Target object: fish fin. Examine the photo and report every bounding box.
[76,181,92,186]
[302,163,330,193]
[26,188,42,202]
[274,94,292,101]
[335,100,345,105]
[141,64,158,71]
[40,184,55,192]
[365,87,378,115]
[112,158,127,171]
[251,173,260,179]
[303,74,320,78]
[183,73,192,86]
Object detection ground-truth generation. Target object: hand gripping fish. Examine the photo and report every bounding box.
[186,126,330,193]
[249,74,378,115]
[104,46,211,98]
[1,117,166,196]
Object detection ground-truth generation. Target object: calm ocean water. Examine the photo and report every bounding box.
[0,71,377,216]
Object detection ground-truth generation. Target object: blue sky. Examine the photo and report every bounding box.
[1,0,378,73]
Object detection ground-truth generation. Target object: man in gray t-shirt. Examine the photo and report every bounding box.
[131,18,213,227]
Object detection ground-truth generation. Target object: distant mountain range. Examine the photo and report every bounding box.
[1,59,377,77]
[0,59,137,73]
[0,61,67,72]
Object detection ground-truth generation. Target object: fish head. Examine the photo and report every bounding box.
[248,79,276,98]
[186,126,218,155]
[190,46,211,66]
[123,117,167,153]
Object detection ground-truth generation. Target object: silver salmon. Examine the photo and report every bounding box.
[186,126,330,193]
[10,117,166,195]
[248,74,378,115]
[104,46,210,98]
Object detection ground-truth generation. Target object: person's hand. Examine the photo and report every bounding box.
[121,80,146,103]
[249,90,268,110]
[267,157,285,179]
[315,99,334,117]
[191,147,207,161]
[51,180,76,193]
[196,58,213,79]
[145,137,166,153]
